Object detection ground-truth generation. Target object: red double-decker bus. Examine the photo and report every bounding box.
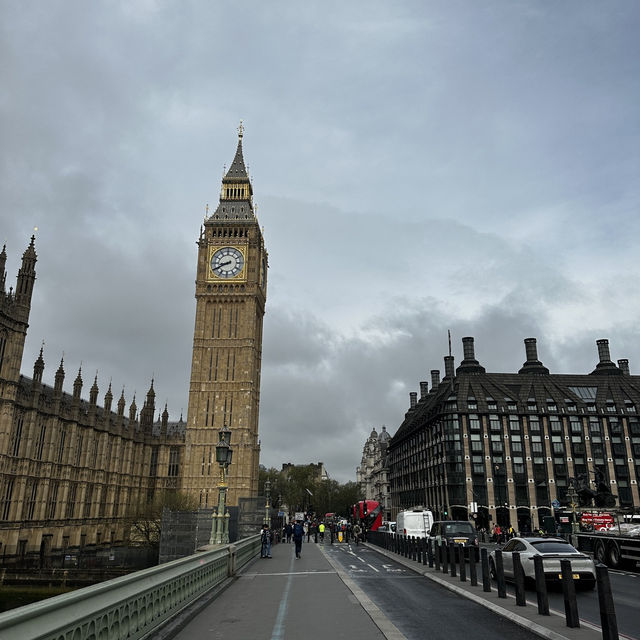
[352,500,383,531]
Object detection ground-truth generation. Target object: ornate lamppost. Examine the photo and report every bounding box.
[566,482,580,535]
[210,425,233,545]
[264,480,271,527]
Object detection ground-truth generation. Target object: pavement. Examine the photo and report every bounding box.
[157,538,607,640]
[165,538,391,640]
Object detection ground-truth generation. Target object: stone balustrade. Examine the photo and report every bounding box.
[0,534,260,640]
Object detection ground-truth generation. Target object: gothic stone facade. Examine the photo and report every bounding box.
[0,240,184,562]
[356,427,391,521]
[388,336,640,532]
[182,128,267,508]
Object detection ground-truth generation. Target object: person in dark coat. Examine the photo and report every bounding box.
[293,521,304,558]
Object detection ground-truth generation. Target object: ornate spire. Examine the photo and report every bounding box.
[117,387,126,416]
[33,344,45,382]
[224,125,249,180]
[16,235,37,307]
[0,243,6,292]
[73,366,83,400]
[209,124,255,222]
[54,357,65,394]
[129,393,137,423]
[89,373,99,405]
[104,381,113,413]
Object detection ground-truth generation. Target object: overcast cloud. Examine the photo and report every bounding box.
[1,1,639,482]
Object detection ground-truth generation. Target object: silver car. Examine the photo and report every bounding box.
[489,537,596,590]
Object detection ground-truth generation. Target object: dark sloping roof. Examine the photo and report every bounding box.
[224,139,249,181]
[390,369,640,446]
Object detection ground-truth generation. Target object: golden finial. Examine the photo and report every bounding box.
[205,203,209,215]
[238,120,244,139]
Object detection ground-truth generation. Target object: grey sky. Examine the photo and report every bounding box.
[2,2,639,482]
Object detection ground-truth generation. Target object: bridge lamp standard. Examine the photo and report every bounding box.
[210,426,233,545]
[264,480,271,527]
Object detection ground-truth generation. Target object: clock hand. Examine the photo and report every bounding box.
[215,260,233,269]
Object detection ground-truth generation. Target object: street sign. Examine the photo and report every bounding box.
[551,499,561,509]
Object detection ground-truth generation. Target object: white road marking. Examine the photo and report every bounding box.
[367,564,380,572]
[382,564,404,573]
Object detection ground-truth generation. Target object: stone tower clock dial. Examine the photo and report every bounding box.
[183,125,267,509]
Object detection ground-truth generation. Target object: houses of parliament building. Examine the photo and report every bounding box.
[0,127,267,563]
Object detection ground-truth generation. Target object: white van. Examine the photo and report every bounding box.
[396,509,433,538]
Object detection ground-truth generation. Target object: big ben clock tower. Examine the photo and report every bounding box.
[183,124,267,507]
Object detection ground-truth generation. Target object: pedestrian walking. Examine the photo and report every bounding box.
[293,520,304,558]
[285,523,293,543]
[318,522,325,541]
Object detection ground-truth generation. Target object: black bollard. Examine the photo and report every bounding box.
[513,551,526,606]
[434,541,441,571]
[459,544,466,582]
[596,564,619,640]
[481,548,491,592]
[469,546,477,586]
[533,555,549,615]
[427,538,434,568]
[422,537,427,565]
[412,536,417,561]
[315,531,318,543]
[449,542,457,577]
[560,559,580,628]
[442,540,449,574]
[495,550,507,598]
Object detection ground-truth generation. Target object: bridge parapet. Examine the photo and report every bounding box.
[0,534,261,640]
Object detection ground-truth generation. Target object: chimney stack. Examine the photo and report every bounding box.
[431,370,440,391]
[457,336,486,374]
[462,337,475,361]
[409,392,417,409]
[618,359,630,376]
[444,355,455,379]
[518,337,549,375]
[525,338,538,362]
[591,339,621,375]
[420,381,429,399]
[597,339,612,364]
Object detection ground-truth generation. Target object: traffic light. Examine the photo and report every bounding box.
[363,501,368,515]
[444,509,448,517]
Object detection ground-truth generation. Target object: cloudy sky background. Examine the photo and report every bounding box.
[2,1,639,482]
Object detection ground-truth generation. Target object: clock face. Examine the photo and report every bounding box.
[210,246,245,278]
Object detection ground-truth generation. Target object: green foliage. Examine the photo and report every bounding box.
[258,465,363,519]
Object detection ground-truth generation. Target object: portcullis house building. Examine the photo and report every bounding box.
[388,337,640,532]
